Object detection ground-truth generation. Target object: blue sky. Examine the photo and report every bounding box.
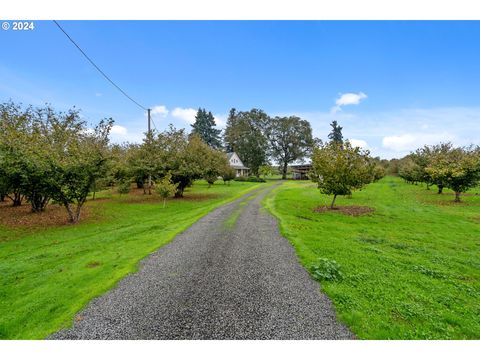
[1,21,480,159]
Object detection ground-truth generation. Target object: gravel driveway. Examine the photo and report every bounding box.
[51,183,353,339]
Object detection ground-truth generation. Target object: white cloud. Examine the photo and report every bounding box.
[331,92,367,113]
[382,132,456,152]
[171,107,197,125]
[95,92,102,97]
[214,114,225,127]
[151,105,169,117]
[295,106,480,159]
[349,138,368,149]
[110,125,128,136]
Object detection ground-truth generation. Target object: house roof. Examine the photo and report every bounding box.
[226,152,235,160]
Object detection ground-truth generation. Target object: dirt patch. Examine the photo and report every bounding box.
[86,261,102,268]
[0,200,91,229]
[313,205,374,216]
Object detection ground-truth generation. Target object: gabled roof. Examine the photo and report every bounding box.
[226,152,235,160]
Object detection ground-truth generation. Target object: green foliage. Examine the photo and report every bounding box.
[311,140,375,208]
[266,116,314,179]
[328,120,343,144]
[221,166,236,185]
[372,165,386,182]
[425,145,480,201]
[398,156,423,184]
[258,164,274,179]
[155,173,178,207]
[310,258,344,282]
[223,108,269,176]
[117,181,131,195]
[191,108,222,149]
[0,101,113,220]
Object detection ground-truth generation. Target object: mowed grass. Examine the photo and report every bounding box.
[264,176,480,339]
[0,180,263,339]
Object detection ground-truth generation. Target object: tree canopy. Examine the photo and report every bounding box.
[191,108,222,149]
[311,140,375,208]
[267,116,314,179]
[223,108,269,176]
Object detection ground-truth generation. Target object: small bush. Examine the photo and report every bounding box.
[117,181,131,195]
[310,258,344,282]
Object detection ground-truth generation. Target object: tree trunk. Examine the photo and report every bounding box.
[330,194,337,209]
[64,202,83,223]
[174,186,184,198]
[64,203,76,223]
[31,196,49,212]
[282,162,288,180]
[455,192,461,202]
[10,192,23,206]
[438,185,444,194]
[163,198,166,208]
[75,202,83,222]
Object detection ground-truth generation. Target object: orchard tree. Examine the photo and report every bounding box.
[47,110,114,223]
[311,141,375,208]
[203,150,230,187]
[191,108,222,149]
[155,127,213,197]
[223,108,269,176]
[398,156,423,184]
[259,164,274,179]
[411,143,454,193]
[221,165,236,185]
[0,101,32,206]
[425,146,480,202]
[267,116,314,179]
[155,172,178,208]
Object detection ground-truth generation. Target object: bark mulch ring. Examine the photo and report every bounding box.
[0,200,91,229]
[313,205,375,216]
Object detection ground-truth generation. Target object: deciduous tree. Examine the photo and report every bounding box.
[311,141,375,208]
[267,116,314,179]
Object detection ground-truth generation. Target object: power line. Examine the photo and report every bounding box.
[53,20,147,111]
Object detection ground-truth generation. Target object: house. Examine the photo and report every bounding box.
[290,164,312,180]
[227,152,249,177]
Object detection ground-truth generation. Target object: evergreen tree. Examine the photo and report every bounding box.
[191,108,222,149]
[328,120,343,144]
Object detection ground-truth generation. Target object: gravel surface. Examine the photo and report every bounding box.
[51,183,353,339]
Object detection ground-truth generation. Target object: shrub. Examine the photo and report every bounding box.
[118,181,131,195]
[309,258,344,282]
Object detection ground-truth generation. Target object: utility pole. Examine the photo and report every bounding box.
[147,108,152,195]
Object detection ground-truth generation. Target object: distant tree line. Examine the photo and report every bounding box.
[395,143,480,202]
[191,107,316,179]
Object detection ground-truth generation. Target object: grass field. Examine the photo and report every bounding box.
[0,180,263,339]
[264,176,480,339]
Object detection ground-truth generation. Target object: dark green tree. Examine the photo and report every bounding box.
[328,120,343,144]
[267,116,314,179]
[223,108,269,176]
[191,108,222,149]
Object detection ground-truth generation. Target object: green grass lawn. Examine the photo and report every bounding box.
[264,176,480,339]
[0,180,263,339]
